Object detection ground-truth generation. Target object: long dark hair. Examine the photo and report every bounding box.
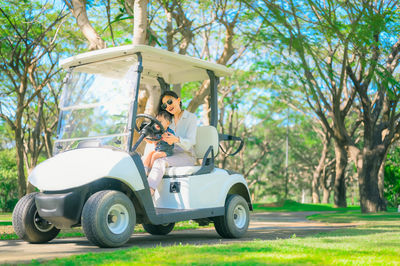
[158,90,182,113]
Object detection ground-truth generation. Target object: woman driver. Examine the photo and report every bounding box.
[146,91,197,196]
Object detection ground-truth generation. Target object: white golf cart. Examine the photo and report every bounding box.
[12,45,252,248]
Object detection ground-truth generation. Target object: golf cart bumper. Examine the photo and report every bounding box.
[35,187,87,229]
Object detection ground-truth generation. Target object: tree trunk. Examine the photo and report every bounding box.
[312,135,330,203]
[134,87,149,154]
[357,149,387,212]
[187,21,235,112]
[132,0,148,45]
[128,0,150,153]
[15,128,26,198]
[322,186,330,203]
[70,0,106,50]
[165,8,174,51]
[321,159,334,203]
[378,151,388,208]
[144,85,160,116]
[333,141,347,208]
[284,171,289,200]
[311,173,321,203]
[187,80,210,112]
[202,96,211,125]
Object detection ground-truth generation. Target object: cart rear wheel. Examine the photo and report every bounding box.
[82,190,135,248]
[12,192,60,243]
[143,223,175,235]
[214,194,249,238]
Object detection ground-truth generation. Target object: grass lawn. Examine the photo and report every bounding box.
[29,211,400,265]
[0,212,12,221]
[252,200,362,212]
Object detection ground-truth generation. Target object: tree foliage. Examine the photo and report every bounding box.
[2,0,399,210]
[385,147,400,208]
[0,149,18,211]
[244,0,400,212]
[0,0,73,196]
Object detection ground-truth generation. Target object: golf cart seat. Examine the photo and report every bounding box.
[164,126,219,177]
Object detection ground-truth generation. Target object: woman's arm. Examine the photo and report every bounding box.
[175,117,197,151]
[161,112,197,152]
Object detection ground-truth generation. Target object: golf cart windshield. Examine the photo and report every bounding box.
[54,70,134,153]
[56,45,235,155]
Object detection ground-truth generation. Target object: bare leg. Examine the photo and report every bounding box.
[147,152,195,195]
[143,150,156,168]
[148,152,167,197]
[150,151,167,169]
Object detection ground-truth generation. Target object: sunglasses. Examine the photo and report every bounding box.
[161,99,174,110]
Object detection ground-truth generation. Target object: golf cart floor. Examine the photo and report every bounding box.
[151,207,225,224]
[155,208,193,215]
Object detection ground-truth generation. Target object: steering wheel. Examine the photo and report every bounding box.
[135,114,165,138]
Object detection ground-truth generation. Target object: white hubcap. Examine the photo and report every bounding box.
[33,210,54,233]
[233,205,247,229]
[106,204,129,234]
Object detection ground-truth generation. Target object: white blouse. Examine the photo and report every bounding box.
[170,110,198,155]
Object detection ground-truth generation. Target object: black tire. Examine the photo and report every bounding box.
[12,192,60,243]
[143,223,175,235]
[82,190,136,248]
[214,194,250,238]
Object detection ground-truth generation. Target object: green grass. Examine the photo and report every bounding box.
[0,212,12,221]
[308,211,400,223]
[3,208,400,265]
[30,217,400,265]
[252,200,361,212]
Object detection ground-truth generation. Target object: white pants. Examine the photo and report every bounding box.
[147,152,195,190]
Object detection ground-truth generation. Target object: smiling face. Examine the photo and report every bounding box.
[161,95,181,115]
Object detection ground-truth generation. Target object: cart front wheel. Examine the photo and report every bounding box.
[82,190,135,248]
[12,192,60,243]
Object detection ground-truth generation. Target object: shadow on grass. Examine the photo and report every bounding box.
[308,212,400,223]
[313,228,399,237]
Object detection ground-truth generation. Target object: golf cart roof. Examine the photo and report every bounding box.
[59,45,233,85]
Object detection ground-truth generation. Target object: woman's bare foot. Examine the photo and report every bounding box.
[150,188,155,196]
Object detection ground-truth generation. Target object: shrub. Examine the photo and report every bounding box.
[384,148,400,208]
[0,149,19,212]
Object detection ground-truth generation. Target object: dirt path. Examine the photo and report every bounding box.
[0,212,355,264]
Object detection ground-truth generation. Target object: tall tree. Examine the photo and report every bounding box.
[244,0,357,207]
[64,0,106,50]
[311,124,332,203]
[246,0,400,212]
[151,1,261,124]
[0,1,67,197]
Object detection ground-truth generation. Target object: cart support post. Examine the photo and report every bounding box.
[207,70,219,128]
[128,52,143,153]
